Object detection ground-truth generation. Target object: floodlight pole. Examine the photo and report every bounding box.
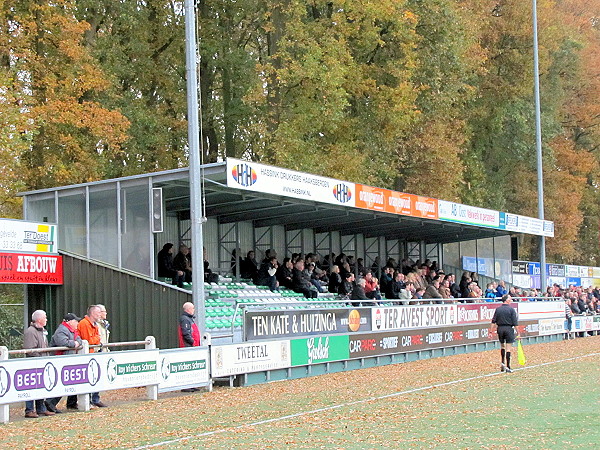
[185,0,206,338]
[532,0,547,292]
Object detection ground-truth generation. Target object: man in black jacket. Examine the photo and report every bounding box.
[157,243,185,287]
[292,259,317,298]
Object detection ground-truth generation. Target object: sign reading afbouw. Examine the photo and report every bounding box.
[0,219,58,253]
[226,158,356,207]
[0,252,63,285]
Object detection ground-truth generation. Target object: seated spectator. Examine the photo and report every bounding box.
[460,276,473,298]
[364,272,382,300]
[256,256,279,292]
[350,278,377,306]
[339,272,355,297]
[439,278,452,299]
[157,243,185,288]
[577,294,588,314]
[204,247,217,283]
[484,283,497,301]
[386,271,407,300]
[306,262,325,293]
[328,264,342,294]
[292,259,318,298]
[276,257,294,289]
[240,250,258,279]
[423,278,443,304]
[173,244,193,283]
[496,280,507,297]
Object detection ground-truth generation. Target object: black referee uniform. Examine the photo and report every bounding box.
[491,300,518,372]
[492,304,518,343]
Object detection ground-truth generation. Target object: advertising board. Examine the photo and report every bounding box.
[226,158,355,207]
[0,219,58,254]
[245,308,371,340]
[0,252,63,285]
[158,347,209,392]
[0,350,158,405]
[211,341,291,377]
[371,305,457,332]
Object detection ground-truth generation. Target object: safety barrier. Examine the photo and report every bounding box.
[0,337,210,424]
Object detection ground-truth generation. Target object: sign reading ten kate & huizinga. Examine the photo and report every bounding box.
[244,308,371,341]
[0,252,63,285]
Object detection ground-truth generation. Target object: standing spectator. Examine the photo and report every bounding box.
[79,305,107,408]
[47,313,82,413]
[379,266,394,296]
[96,304,110,351]
[157,243,185,287]
[179,302,201,347]
[241,250,258,280]
[328,265,342,294]
[565,298,574,340]
[178,302,201,393]
[23,310,55,418]
[230,249,243,277]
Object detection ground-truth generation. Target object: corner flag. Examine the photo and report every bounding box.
[517,339,526,366]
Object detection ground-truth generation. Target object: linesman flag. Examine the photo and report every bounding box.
[517,339,526,366]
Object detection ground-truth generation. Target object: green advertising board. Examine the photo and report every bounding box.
[291,335,350,366]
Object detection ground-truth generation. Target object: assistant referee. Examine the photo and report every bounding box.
[491,294,519,373]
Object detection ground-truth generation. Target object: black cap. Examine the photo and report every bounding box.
[64,313,81,322]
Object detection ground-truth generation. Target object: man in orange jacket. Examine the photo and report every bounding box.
[78,305,108,408]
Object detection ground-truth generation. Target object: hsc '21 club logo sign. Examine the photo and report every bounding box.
[231,163,258,187]
[333,183,352,203]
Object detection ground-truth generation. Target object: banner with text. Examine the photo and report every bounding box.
[245,308,371,340]
[290,335,350,366]
[0,349,158,405]
[158,347,209,392]
[354,184,438,219]
[226,158,355,207]
[0,219,58,254]
[0,252,63,285]
[371,304,458,332]
[211,341,291,377]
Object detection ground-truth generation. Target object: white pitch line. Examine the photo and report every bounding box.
[132,351,600,449]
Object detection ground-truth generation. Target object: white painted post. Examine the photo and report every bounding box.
[145,336,158,401]
[78,340,91,411]
[0,346,9,424]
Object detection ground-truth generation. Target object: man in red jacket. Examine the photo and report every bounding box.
[179,302,200,347]
[178,302,201,393]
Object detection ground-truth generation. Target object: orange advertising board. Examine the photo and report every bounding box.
[355,184,438,219]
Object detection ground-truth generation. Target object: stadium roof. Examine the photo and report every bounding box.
[20,158,554,244]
